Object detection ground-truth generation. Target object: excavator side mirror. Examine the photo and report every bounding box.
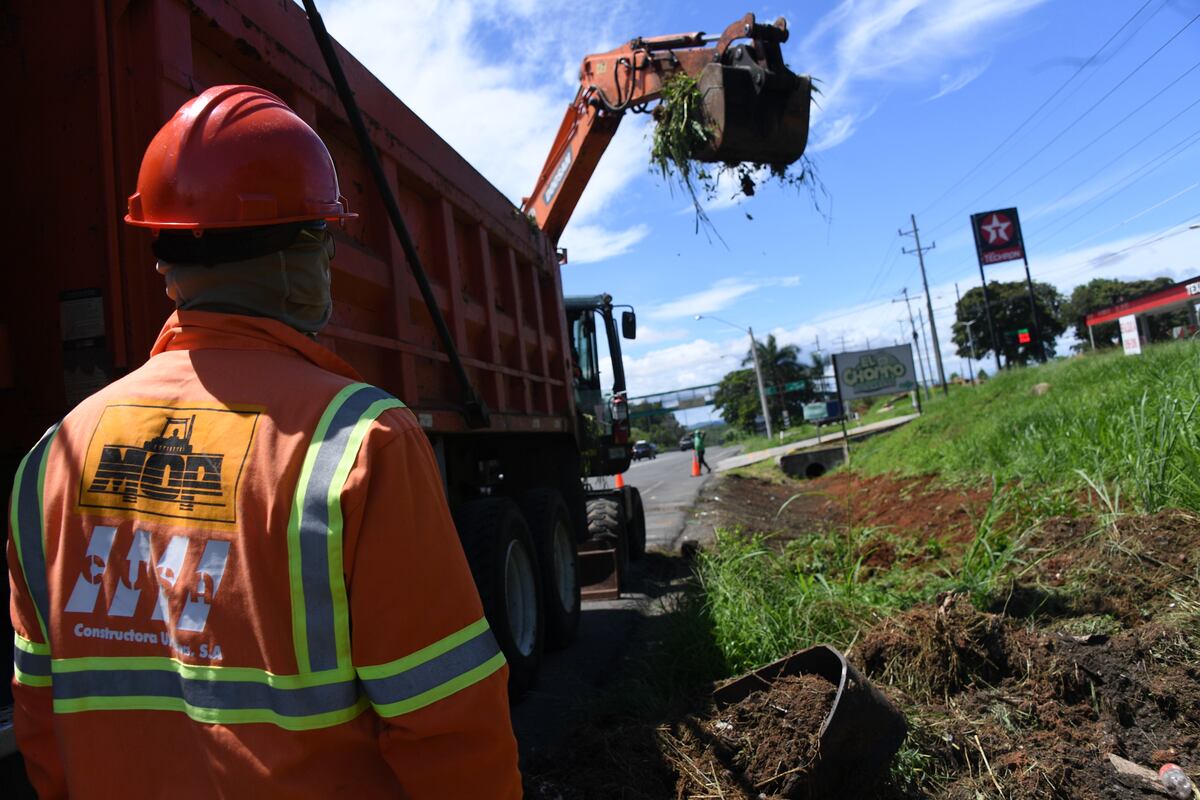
[621,310,637,340]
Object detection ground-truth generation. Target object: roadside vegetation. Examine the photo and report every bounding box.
[692,340,1200,796]
[528,342,1200,798]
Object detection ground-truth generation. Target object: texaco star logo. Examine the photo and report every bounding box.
[980,213,1013,245]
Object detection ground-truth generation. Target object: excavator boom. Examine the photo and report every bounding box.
[523,13,813,245]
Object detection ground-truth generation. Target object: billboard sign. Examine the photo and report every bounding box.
[1119,314,1142,356]
[833,345,918,401]
[970,207,1026,266]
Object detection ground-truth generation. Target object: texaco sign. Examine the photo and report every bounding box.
[970,207,1026,266]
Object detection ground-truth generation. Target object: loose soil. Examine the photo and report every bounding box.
[666,674,835,799]
[524,473,1200,799]
[702,471,992,553]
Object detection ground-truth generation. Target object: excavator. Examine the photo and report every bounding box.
[525,14,814,600]
[524,12,814,244]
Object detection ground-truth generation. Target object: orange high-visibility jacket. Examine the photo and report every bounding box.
[8,310,522,799]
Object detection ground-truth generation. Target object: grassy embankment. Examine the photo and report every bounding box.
[694,341,1200,793]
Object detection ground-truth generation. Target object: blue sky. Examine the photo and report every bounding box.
[322,0,1200,416]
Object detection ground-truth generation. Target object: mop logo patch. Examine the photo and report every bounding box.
[79,403,260,524]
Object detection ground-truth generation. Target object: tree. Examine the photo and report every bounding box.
[952,280,1065,367]
[712,368,761,433]
[1062,277,1185,348]
[628,402,687,450]
[714,335,815,434]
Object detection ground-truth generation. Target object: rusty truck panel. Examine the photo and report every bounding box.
[3,0,575,471]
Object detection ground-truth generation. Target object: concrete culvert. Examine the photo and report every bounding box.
[806,463,826,479]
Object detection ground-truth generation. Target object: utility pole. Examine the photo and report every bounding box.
[893,290,931,401]
[696,315,773,439]
[917,309,936,398]
[901,214,948,396]
[747,326,773,440]
[954,282,976,385]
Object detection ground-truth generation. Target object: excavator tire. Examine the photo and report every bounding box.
[586,496,629,591]
[520,489,581,650]
[627,488,647,561]
[455,498,543,695]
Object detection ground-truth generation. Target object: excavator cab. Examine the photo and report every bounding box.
[694,17,812,166]
[566,293,634,478]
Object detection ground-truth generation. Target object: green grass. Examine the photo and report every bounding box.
[853,340,1200,512]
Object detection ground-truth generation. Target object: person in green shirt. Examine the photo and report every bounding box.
[693,430,711,474]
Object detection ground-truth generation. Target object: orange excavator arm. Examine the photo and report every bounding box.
[522,13,813,246]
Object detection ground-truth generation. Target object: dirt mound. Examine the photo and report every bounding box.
[667,674,836,799]
[703,472,990,558]
[1013,510,1200,623]
[859,593,1028,698]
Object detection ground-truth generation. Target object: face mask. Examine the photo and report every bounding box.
[157,226,336,334]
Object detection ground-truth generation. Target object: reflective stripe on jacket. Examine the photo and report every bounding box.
[7,310,521,799]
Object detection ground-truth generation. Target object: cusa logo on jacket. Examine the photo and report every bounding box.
[65,525,230,634]
[79,403,259,524]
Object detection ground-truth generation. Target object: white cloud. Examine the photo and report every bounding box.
[321,0,646,264]
[615,337,749,396]
[797,0,1046,150]
[927,58,991,101]
[560,223,650,264]
[625,325,691,346]
[647,276,804,320]
[649,279,760,320]
[618,222,1200,397]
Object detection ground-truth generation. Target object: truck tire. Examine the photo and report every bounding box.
[455,498,543,695]
[520,489,581,650]
[628,487,647,561]
[586,496,629,591]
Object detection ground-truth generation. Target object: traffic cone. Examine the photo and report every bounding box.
[615,472,625,488]
[691,452,701,477]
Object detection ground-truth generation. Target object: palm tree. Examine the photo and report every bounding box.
[743,334,802,425]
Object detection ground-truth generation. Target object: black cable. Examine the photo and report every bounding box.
[1007,57,1200,200]
[915,0,1159,219]
[302,0,490,428]
[927,8,1200,236]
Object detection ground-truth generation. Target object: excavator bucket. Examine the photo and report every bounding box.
[695,57,812,166]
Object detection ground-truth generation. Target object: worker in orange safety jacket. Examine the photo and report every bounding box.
[7,85,522,798]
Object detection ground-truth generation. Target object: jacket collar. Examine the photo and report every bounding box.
[150,310,363,382]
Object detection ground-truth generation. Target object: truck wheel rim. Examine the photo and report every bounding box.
[551,518,577,612]
[504,539,538,657]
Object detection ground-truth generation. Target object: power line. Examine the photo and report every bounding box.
[1028,123,1200,246]
[1006,58,1200,200]
[915,0,1161,219]
[926,9,1200,237]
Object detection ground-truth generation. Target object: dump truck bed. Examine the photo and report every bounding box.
[2,0,576,467]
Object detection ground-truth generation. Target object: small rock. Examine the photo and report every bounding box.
[1031,382,1051,396]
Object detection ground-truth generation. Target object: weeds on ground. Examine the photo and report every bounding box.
[854,340,1200,513]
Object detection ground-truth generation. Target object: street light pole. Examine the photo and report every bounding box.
[747,326,774,440]
[696,315,774,439]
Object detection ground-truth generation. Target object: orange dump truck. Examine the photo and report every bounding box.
[0,0,651,746]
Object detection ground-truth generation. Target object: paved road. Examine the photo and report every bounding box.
[511,445,734,759]
[623,445,735,550]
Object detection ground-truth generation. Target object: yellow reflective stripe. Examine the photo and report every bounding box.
[356,617,491,681]
[14,664,51,688]
[52,694,370,732]
[369,653,505,718]
[326,397,403,669]
[288,382,364,673]
[51,656,353,689]
[14,631,50,656]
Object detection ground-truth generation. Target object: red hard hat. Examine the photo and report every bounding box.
[125,85,356,231]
